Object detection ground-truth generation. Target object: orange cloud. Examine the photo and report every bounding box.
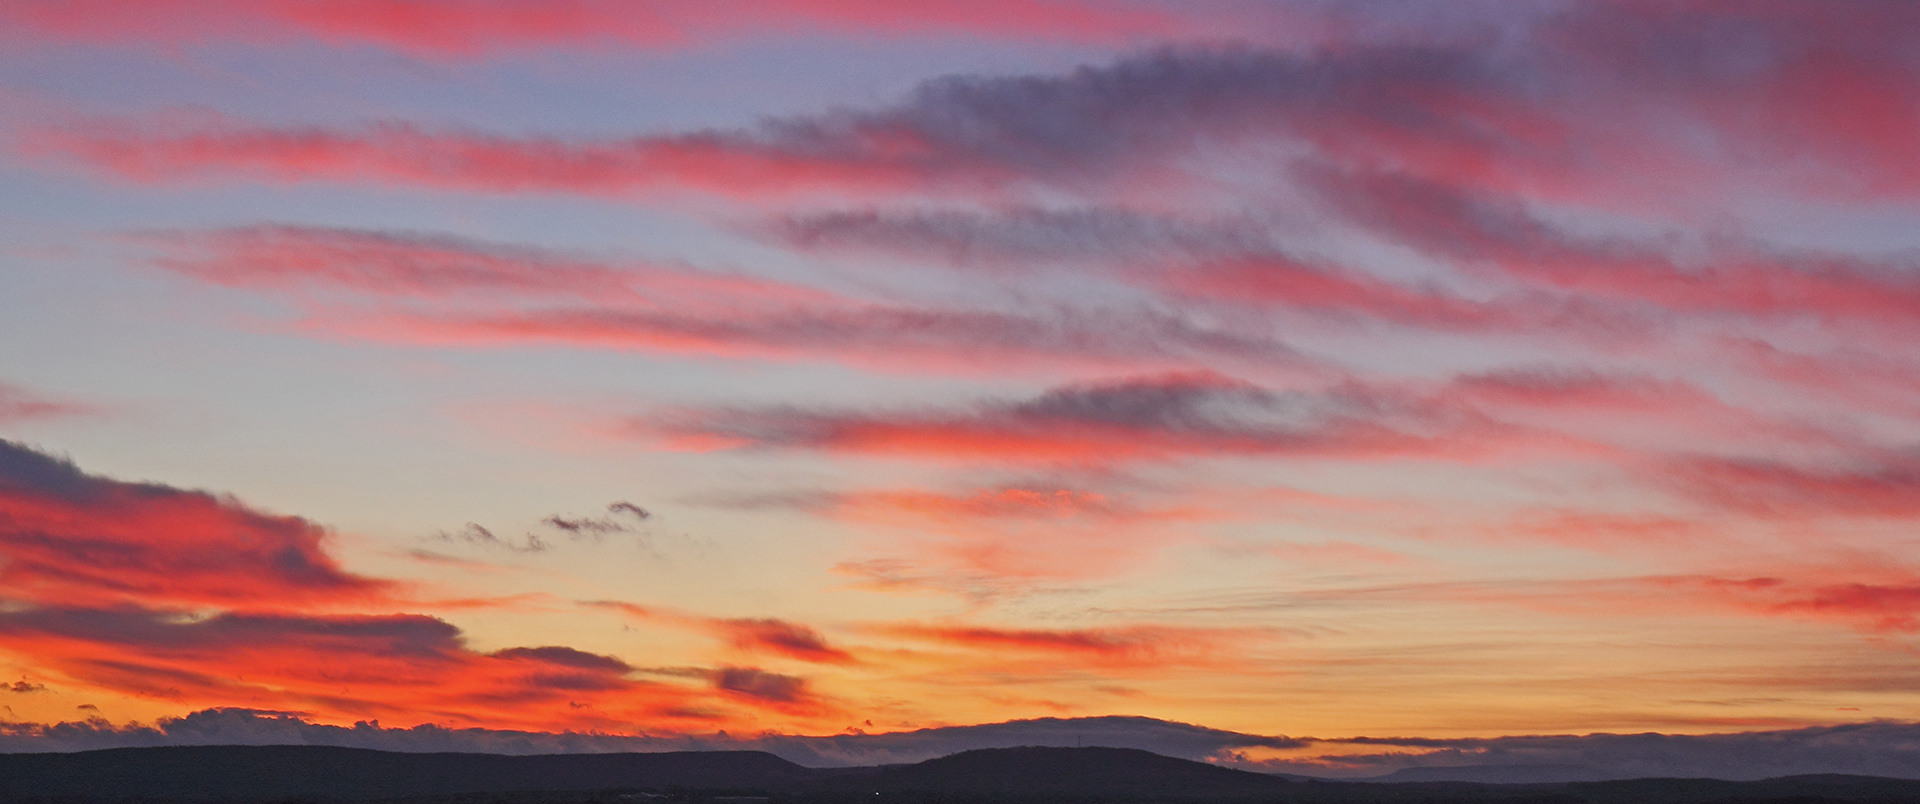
[0,606,826,732]
[875,622,1262,671]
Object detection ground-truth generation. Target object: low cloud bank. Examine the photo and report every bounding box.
[1248,723,1920,781]
[5,710,1920,780]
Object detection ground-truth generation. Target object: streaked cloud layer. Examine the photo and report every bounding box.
[2,0,1919,776]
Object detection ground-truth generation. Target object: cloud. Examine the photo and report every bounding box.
[581,602,854,666]
[0,603,826,733]
[135,224,1301,375]
[641,372,1543,466]
[1257,722,1920,781]
[708,483,1202,525]
[0,439,389,610]
[875,622,1254,669]
[607,501,652,520]
[772,207,1662,341]
[1668,454,1920,519]
[0,0,1175,57]
[1726,339,1920,417]
[1654,573,1920,634]
[831,486,1169,523]
[24,45,1547,199]
[0,445,864,733]
[710,620,855,665]
[433,501,654,555]
[540,515,625,536]
[769,207,1275,267]
[436,522,548,553]
[40,2,1920,207]
[0,384,95,423]
[711,666,810,704]
[1307,163,1920,329]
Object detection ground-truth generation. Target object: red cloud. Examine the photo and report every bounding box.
[0,606,815,732]
[0,440,388,610]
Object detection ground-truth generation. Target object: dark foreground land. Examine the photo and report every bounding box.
[2,745,1917,804]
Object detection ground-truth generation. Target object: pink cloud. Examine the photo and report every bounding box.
[1311,164,1920,329]
[1669,454,1920,520]
[138,224,1302,375]
[1,0,1175,56]
[0,383,96,423]
[639,372,1576,467]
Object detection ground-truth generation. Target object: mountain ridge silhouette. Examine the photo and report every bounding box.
[5,743,1920,802]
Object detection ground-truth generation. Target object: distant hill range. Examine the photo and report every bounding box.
[814,746,1293,797]
[5,744,1920,803]
[0,745,809,800]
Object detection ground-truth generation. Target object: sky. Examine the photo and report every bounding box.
[2,0,1920,777]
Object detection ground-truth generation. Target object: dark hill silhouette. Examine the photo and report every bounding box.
[0,745,809,800]
[6,743,1920,803]
[1373,762,1609,783]
[808,746,1292,797]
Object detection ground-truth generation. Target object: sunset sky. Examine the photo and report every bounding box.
[3,0,1919,772]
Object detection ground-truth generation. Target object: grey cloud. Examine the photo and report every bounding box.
[541,501,655,540]
[541,514,627,537]
[491,647,634,675]
[607,501,652,520]
[711,667,808,704]
[437,522,548,553]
